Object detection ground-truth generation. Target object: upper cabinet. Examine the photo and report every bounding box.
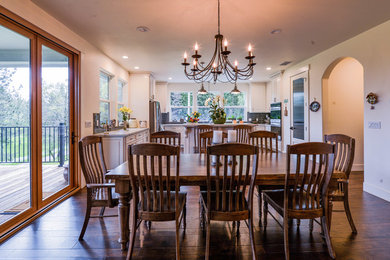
[248,82,267,113]
[267,73,283,109]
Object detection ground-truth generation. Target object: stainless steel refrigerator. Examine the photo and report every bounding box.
[149,101,162,133]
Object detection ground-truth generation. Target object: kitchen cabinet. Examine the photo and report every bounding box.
[95,128,149,169]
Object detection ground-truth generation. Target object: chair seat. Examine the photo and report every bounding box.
[200,191,249,221]
[263,189,324,219]
[138,191,187,221]
[91,187,119,207]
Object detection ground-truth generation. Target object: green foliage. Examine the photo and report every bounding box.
[224,92,245,106]
[0,68,29,126]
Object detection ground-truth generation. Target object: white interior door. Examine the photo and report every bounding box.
[290,71,309,144]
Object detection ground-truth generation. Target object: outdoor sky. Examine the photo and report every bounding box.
[10,67,68,100]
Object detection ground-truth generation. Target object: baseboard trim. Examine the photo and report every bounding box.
[352,163,364,171]
[363,182,390,202]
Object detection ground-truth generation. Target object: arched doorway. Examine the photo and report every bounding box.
[322,57,364,171]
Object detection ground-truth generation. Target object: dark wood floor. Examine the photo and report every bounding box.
[1,172,390,259]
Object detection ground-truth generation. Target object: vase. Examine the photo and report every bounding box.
[123,121,128,130]
[213,117,226,124]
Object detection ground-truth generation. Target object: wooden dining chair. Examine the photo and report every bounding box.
[263,142,336,259]
[249,130,279,225]
[249,130,278,153]
[309,134,357,233]
[78,136,119,240]
[233,125,252,143]
[199,131,228,155]
[126,143,186,260]
[201,143,259,260]
[150,130,181,147]
[194,125,214,153]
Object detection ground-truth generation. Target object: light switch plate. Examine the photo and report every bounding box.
[368,121,381,129]
[85,121,92,128]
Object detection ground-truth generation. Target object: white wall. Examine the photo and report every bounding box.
[323,58,364,170]
[0,0,131,186]
[129,73,151,123]
[155,81,168,113]
[279,20,390,201]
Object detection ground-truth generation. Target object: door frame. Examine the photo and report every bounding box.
[0,6,80,239]
[290,69,309,144]
[36,37,77,208]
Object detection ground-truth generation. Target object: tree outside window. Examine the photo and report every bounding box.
[99,72,110,123]
[170,92,193,122]
[224,92,246,120]
[197,92,216,122]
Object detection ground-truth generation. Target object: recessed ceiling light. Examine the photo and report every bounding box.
[266,67,272,71]
[136,26,150,32]
[122,55,128,59]
[270,29,282,34]
[134,66,140,70]
[168,77,173,80]
[249,78,253,80]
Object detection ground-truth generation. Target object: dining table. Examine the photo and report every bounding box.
[105,152,344,250]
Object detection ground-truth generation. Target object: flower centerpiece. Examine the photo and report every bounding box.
[205,95,226,124]
[187,111,201,123]
[118,106,133,130]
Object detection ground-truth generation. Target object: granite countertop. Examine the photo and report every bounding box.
[94,128,148,137]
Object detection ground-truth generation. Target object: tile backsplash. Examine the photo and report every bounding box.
[247,112,270,123]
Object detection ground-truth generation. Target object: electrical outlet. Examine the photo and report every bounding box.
[368,121,381,129]
[85,121,92,128]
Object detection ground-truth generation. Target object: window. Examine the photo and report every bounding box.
[99,72,110,123]
[117,80,126,121]
[197,92,216,122]
[224,92,246,119]
[170,92,193,122]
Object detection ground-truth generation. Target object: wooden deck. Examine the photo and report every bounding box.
[0,163,67,225]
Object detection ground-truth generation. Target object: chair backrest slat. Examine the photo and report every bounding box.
[206,143,259,213]
[128,143,180,214]
[79,136,108,185]
[286,142,335,212]
[150,131,181,147]
[249,130,278,153]
[324,134,355,177]
[194,125,213,153]
[233,125,252,143]
[199,131,228,154]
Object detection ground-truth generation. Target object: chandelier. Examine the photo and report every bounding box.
[181,0,256,84]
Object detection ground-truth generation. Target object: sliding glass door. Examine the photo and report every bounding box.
[39,40,74,204]
[0,23,34,227]
[0,13,78,235]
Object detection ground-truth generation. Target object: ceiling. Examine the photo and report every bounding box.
[32,0,390,83]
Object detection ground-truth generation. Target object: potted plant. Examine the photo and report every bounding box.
[187,111,201,123]
[237,116,243,124]
[227,116,235,123]
[205,95,226,124]
[232,115,237,124]
[118,106,133,130]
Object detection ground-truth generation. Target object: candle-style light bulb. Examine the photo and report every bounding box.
[193,60,197,66]
[213,63,217,68]
[234,60,238,68]
[248,44,253,56]
[184,51,187,62]
[224,39,228,51]
[194,43,199,51]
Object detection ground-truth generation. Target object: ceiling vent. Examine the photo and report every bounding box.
[280,61,292,66]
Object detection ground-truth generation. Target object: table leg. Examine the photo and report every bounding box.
[118,192,130,250]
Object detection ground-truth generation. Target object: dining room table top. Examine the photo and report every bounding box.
[105,152,346,186]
